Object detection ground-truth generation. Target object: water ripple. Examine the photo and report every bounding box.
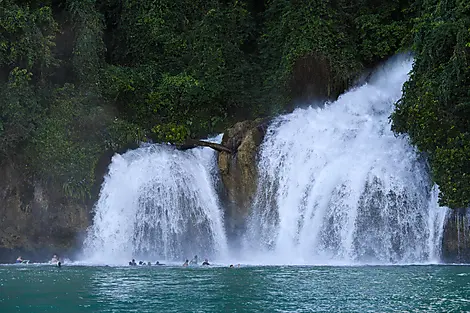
[1,265,470,312]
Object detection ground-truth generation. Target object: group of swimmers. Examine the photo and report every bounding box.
[15,254,61,267]
[182,255,210,267]
[128,254,240,268]
[128,259,165,266]
[129,255,211,267]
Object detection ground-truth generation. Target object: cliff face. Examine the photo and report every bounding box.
[0,161,90,262]
[441,209,470,263]
[217,118,269,239]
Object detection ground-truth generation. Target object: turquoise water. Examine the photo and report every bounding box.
[1,265,470,312]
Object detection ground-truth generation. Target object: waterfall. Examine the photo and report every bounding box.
[82,56,450,266]
[82,137,228,264]
[242,55,449,264]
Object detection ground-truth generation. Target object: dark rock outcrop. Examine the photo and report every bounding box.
[441,209,470,263]
[218,118,270,238]
[0,161,91,263]
[288,53,350,108]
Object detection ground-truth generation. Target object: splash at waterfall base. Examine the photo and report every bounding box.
[78,56,469,266]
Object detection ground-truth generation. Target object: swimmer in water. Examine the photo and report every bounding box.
[16,256,23,263]
[183,259,189,267]
[50,254,59,263]
[202,259,210,266]
[190,255,198,265]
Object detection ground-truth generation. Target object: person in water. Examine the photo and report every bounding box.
[16,256,23,263]
[155,261,164,266]
[129,259,137,266]
[183,259,189,267]
[51,254,59,263]
[202,259,210,266]
[190,255,198,265]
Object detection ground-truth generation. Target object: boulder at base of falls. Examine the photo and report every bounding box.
[218,118,269,238]
[0,161,91,263]
[441,209,470,263]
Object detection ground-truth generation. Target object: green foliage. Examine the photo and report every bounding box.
[103,0,261,138]
[27,84,104,199]
[0,1,135,200]
[0,1,57,78]
[0,67,40,157]
[147,73,202,132]
[1,0,468,208]
[392,0,470,208]
[152,123,190,144]
[262,0,358,89]
[260,0,414,104]
[27,83,140,199]
[67,0,104,85]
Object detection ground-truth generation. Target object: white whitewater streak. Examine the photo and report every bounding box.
[243,55,449,265]
[82,135,228,264]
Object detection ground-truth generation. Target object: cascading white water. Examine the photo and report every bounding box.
[242,55,449,264]
[82,56,449,266]
[82,137,228,264]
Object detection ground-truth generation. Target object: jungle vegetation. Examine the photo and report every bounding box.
[0,0,468,208]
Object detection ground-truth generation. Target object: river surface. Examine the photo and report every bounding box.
[1,265,470,312]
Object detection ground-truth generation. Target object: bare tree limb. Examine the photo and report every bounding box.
[178,139,233,154]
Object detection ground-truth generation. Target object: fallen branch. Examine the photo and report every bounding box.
[178,139,233,154]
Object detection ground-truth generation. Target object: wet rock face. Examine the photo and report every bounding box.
[288,53,349,109]
[0,161,90,262]
[218,118,269,238]
[441,209,470,263]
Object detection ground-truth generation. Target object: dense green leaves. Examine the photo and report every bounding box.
[68,0,104,85]
[260,0,413,104]
[0,1,57,76]
[105,0,261,138]
[0,0,134,199]
[0,2,57,157]
[1,0,468,208]
[0,68,40,157]
[392,0,470,208]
